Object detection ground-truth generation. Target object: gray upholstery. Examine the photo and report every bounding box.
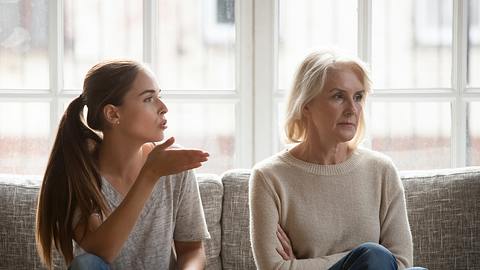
[0,174,65,270]
[197,174,223,270]
[401,168,480,269]
[220,170,256,270]
[1,168,480,270]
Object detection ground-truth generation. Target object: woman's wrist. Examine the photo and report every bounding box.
[137,167,160,187]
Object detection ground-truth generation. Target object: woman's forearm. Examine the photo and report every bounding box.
[75,170,156,263]
[175,241,206,270]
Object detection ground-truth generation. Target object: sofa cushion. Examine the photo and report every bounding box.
[401,167,480,270]
[197,174,223,270]
[220,170,256,270]
[0,174,65,269]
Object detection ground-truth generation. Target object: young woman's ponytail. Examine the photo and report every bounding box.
[35,95,107,268]
[35,60,142,269]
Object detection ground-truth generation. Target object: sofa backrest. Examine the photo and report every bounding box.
[1,168,480,270]
[197,175,223,270]
[0,174,65,269]
[219,168,480,270]
[220,170,256,269]
[401,168,480,270]
[0,174,224,270]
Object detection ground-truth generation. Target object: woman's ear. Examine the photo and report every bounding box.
[103,104,121,126]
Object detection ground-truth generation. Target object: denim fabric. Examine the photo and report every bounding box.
[328,242,428,270]
[68,253,110,270]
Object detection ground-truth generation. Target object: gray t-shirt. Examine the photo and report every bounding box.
[74,170,210,269]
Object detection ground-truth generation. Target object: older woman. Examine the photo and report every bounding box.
[249,51,425,270]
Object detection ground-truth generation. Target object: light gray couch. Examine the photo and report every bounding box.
[1,167,480,270]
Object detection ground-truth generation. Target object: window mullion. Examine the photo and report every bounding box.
[452,0,468,167]
[236,0,254,168]
[357,0,372,64]
[49,0,64,144]
[143,0,158,69]
[253,0,278,162]
[358,0,373,149]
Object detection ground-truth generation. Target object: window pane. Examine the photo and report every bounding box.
[278,0,357,90]
[372,0,452,89]
[164,102,235,174]
[370,101,451,169]
[156,0,235,90]
[0,102,50,174]
[0,0,49,89]
[468,0,480,87]
[64,0,143,89]
[467,102,480,166]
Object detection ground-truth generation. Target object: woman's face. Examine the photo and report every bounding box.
[303,66,365,145]
[116,69,168,143]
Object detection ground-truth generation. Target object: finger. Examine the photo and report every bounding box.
[185,148,210,157]
[184,149,210,157]
[276,230,290,251]
[182,162,203,171]
[156,137,175,150]
[181,152,210,164]
[276,247,289,260]
[278,225,291,245]
[168,149,209,160]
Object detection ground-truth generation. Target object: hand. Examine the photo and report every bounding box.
[276,224,296,260]
[141,137,209,181]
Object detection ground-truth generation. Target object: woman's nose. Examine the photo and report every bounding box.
[344,97,359,116]
[157,99,168,114]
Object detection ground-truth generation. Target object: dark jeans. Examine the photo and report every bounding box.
[70,243,428,270]
[328,242,428,270]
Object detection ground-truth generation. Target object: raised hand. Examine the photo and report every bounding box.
[276,224,296,260]
[141,137,209,181]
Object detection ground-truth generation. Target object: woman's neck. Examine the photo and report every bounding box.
[289,140,352,165]
[97,133,147,187]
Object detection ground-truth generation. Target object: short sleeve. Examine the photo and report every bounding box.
[173,170,211,241]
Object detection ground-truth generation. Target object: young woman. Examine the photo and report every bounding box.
[249,51,426,270]
[36,60,210,269]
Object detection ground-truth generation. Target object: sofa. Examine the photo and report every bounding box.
[1,167,479,270]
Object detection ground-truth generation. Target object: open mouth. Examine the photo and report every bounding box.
[159,119,168,129]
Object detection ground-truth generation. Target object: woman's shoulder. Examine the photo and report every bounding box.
[356,147,397,169]
[252,150,289,172]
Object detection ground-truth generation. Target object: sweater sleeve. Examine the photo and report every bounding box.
[249,168,348,270]
[379,162,413,269]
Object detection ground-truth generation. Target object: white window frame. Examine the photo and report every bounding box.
[144,0,254,170]
[1,0,479,171]
[253,0,480,168]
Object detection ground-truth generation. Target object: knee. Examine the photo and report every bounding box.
[69,253,110,270]
[353,242,397,267]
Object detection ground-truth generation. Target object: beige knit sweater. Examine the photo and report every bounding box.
[249,147,413,270]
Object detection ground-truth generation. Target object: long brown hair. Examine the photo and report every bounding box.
[35,60,143,268]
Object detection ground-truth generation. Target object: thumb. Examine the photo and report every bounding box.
[156,137,175,150]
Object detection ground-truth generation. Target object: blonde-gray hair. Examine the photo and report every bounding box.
[284,50,372,148]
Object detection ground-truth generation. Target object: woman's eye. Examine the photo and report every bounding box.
[333,93,343,100]
[144,97,153,102]
[354,94,364,102]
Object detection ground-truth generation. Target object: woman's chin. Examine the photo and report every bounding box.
[337,133,356,142]
[147,133,165,143]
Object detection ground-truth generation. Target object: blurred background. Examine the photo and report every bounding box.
[0,0,479,175]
